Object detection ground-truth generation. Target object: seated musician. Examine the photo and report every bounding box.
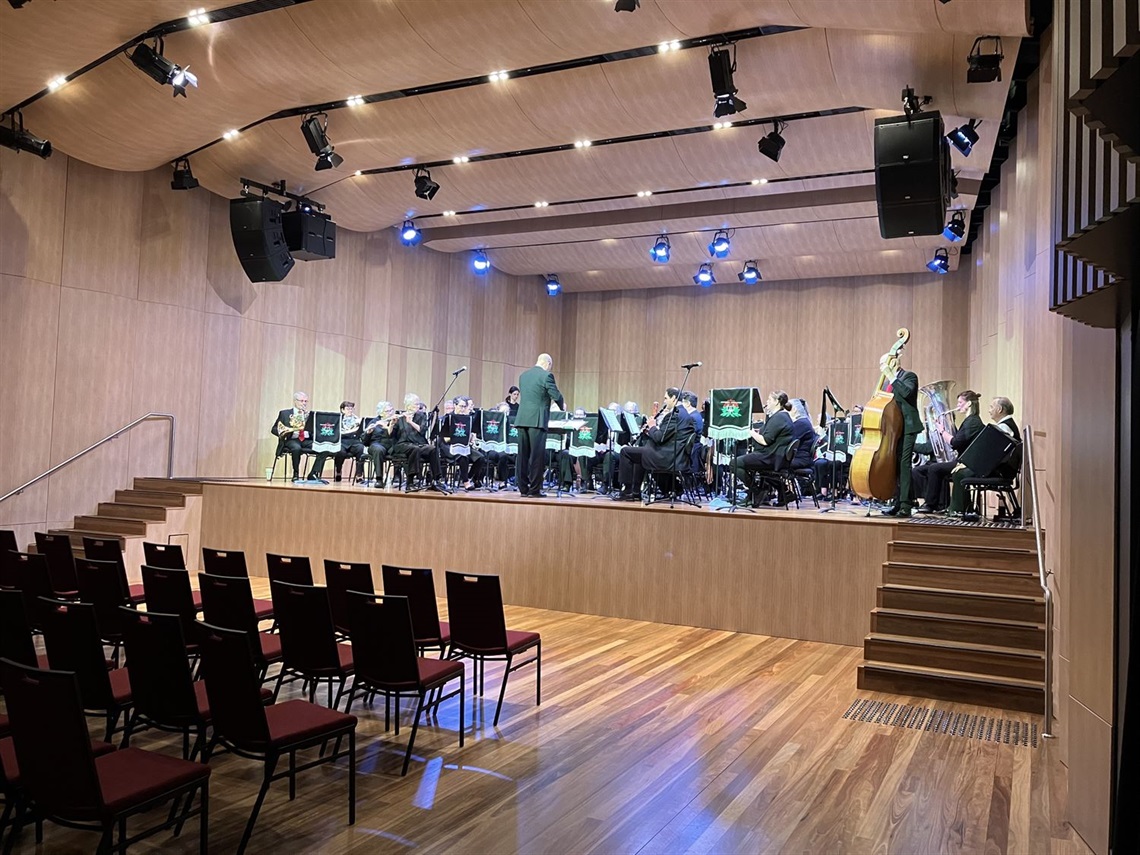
[362,401,397,487]
[271,391,330,483]
[947,396,1021,517]
[506,386,521,417]
[613,389,694,501]
[789,398,817,470]
[680,392,704,473]
[454,396,487,490]
[332,401,366,482]
[492,401,515,487]
[392,393,450,494]
[730,391,794,503]
[914,390,983,513]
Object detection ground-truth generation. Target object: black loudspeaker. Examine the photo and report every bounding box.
[874,112,950,238]
[229,198,295,282]
[959,424,1019,478]
[282,210,336,261]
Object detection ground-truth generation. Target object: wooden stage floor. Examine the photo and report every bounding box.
[14,581,1089,855]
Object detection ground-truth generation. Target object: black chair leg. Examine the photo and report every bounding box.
[238,754,278,855]
[401,692,427,776]
[536,641,542,707]
[493,653,513,726]
[347,731,356,825]
[289,750,297,800]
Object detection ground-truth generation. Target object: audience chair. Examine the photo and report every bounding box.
[323,560,374,637]
[197,573,283,680]
[266,553,314,586]
[33,532,79,599]
[0,530,18,588]
[142,543,203,610]
[0,658,208,855]
[194,621,356,855]
[269,581,354,709]
[140,567,201,657]
[82,537,145,604]
[10,552,56,632]
[345,593,464,776]
[37,598,133,742]
[444,571,541,727]
[0,590,43,669]
[201,549,274,622]
[74,558,131,665]
[381,565,451,656]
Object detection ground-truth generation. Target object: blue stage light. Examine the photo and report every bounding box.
[400,220,421,246]
[947,119,979,156]
[472,249,491,273]
[737,260,761,283]
[650,235,671,263]
[926,248,950,274]
[693,263,715,286]
[544,275,561,296]
[708,230,731,258]
[943,211,966,242]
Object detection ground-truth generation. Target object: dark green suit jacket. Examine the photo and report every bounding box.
[891,370,923,435]
[515,365,564,429]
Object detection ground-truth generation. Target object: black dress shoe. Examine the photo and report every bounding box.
[530,491,548,498]
[896,509,912,518]
[306,476,329,485]
[880,506,899,516]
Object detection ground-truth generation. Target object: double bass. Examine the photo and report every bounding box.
[850,328,910,500]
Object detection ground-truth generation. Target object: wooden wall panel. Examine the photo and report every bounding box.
[136,167,210,311]
[0,148,67,285]
[59,159,142,299]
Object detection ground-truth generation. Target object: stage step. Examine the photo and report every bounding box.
[857,661,1043,714]
[97,502,168,522]
[133,478,204,496]
[897,523,1039,550]
[882,561,1040,597]
[114,489,185,508]
[888,540,1038,571]
[48,529,127,550]
[863,633,1046,681]
[877,584,1045,622]
[870,607,1045,649]
[73,515,150,537]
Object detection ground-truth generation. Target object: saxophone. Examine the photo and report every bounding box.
[920,380,958,462]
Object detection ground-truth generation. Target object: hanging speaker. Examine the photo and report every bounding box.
[229,197,295,282]
[874,112,951,239]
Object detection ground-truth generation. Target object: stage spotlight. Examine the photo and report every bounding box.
[693,263,716,287]
[7,0,34,7]
[400,220,421,246]
[708,46,747,118]
[707,230,731,259]
[300,113,344,171]
[170,157,198,190]
[413,168,440,200]
[649,235,671,263]
[967,36,1004,83]
[472,249,491,273]
[947,119,980,156]
[614,0,639,10]
[943,211,966,242]
[544,275,561,296]
[756,121,787,162]
[130,39,198,97]
[926,248,950,274]
[901,86,932,117]
[0,111,52,158]
[738,260,761,283]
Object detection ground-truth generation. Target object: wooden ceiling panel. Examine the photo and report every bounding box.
[653,1,804,34]
[934,0,1029,37]
[789,0,1028,35]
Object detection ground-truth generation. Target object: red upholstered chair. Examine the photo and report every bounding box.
[0,590,42,670]
[37,598,133,742]
[194,621,356,855]
[10,552,56,632]
[83,537,145,605]
[201,548,273,622]
[266,553,313,586]
[345,593,464,776]
[197,573,282,679]
[381,564,451,656]
[0,658,209,854]
[33,532,79,599]
[0,530,18,588]
[323,559,374,637]
[74,558,131,665]
[140,566,202,657]
[269,581,354,708]
[444,571,541,727]
[142,543,203,610]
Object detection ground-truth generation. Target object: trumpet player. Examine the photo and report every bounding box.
[332,401,366,482]
[363,401,398,486]
[271,391,329,483]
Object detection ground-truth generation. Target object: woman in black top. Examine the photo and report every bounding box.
[729,391,794,493]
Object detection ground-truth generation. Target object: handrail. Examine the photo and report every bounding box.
[1023,424,1054,738]
[0,413,176,504]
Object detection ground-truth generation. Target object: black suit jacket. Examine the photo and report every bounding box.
[642,408,697,472]
[891,370,922,435]
[950,413,985,455]
[515,365,564,429]
[271,408,313,454]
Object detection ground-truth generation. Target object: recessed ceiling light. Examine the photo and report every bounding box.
[574,139,592,148]
[223,129,240,140]
[345,95,365,107]
[443,210,456,217]
[488,70,509,82]
[187,7,210,26]
[713,121,733,129]
[637,190,653,197]
[534,201,549,208]
[354,170,362,177]
[657,40,681,53]
[452,155,470,164]
[47,76,67,91]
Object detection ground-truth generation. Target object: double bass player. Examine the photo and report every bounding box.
[880,351,921,517]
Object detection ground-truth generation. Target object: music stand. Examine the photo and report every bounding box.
[545,412,586,498]
[708,387,760,513]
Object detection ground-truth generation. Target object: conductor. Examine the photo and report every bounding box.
[515,353,565,498]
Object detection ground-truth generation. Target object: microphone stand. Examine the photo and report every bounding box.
[818,386,851,514]
[421,370,465,492]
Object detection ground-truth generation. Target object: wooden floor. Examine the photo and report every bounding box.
[5,580,1090,855]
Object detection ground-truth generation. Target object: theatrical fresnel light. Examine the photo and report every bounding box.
[927,248,950,274]
[708,45,747,118]
[756,121,787,162]
[649,235,671,263]
[414,168,440,201]
[130,38,198,97]
[693,263,716,286]
[472,249,491,273]
[943,211,966,242]
[0,111,52,158]
[544,275,561,296]
[707,230,731,259]
[400,220,421,246]
[947,119,980,156]
[300,113,344,171]
[967,36,1004,83]
[170,158,198,190]
[738,260,761,283]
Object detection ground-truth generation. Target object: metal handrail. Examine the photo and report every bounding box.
[0,413,176,504]
[1023,425,1054,738]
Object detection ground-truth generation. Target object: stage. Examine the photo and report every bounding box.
[198,479,901,647]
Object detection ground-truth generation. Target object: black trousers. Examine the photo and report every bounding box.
[282,438,329,479]
[393,443,441,481]
[894,432,918,510]
[333,439,366,476]
[618,447,651,492]
[367,442,388,479]
[516,427,547,495]
[916,460,955,509]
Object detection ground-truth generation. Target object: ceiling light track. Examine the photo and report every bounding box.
[4,0,315,115]
[238,176,324,214]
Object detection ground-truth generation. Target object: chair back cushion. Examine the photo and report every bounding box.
[445,571,509,653]
[0,589,38,667]
[381,565,444,643]
[143,542,186,570]
[323,560,374,634]
[82,538,131,599]
[266,553,314,586]
[141,566,198,638]
[34,531,79,593]
[75,558,129,639]
[202,548,249,578]
[37,599,117,709]
[270,580,343,673]
[193,622,270,748]
[347,593,421,687]
[120,608,198,724]
[13,551,55,626]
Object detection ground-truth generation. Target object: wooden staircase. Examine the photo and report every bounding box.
[858,524,1046,714]
[27,478,205,576]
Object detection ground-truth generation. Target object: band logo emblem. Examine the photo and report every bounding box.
[719,399,742,418]
[318,421,337,437]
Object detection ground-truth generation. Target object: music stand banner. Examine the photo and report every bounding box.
[311,411,342,453]
[480,410,507,453]
[569,415,599,458]
[506,417,519,455]
[708,388,754,441]
[447,414,472,457]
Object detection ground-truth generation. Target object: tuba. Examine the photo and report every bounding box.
[920,380,958,462]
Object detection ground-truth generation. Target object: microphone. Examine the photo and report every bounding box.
[452,366,467,376]
[680,361,702,370]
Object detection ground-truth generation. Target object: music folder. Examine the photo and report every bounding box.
[959,424,1019,478]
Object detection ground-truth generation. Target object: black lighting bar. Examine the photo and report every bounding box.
[4,0,314,114]
[238,177,324,213]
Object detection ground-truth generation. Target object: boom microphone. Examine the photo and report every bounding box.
[680,361,703,370]
[452,366,467,376]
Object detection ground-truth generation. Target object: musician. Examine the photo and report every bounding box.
[729,391,794,504]
[271,391,330,483]
[453,396,487,489]
[597,402,624,493]
[789,398,817,470]
[880,354,922,518]
[614,388,694,501]
[506,386,521,417]
[515,354,565,498]
[392,393,450,493]
[947,396,1020,516]
[914,390,983,513]
[681,392,704,473]
[363,401,397,487]
[325,402,365,482]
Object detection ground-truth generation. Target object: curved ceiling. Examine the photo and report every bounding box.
[1,0,1026,291]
